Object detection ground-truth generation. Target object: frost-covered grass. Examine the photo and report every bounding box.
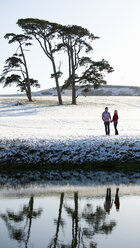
[0,96,139,166]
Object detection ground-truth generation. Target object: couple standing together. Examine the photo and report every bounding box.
[102,107,119,135]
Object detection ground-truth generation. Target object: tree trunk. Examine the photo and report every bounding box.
[71,50,76,105]
[27,85,32,102]
[51,58,63,105]
[72,79,76,104]
[20,43,32,102]
[24,84,32,101]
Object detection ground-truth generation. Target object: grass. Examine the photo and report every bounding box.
[0,96,73,106]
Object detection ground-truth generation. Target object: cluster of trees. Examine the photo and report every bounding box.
[0,18,114,104]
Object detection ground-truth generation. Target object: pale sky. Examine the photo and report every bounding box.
[1,0,140,94]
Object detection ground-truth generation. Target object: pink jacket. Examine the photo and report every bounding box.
[102,111,111,122]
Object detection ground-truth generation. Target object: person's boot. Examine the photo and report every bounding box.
[116,188,119,194]
[115,129,118,135]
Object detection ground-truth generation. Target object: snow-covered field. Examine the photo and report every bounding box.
[0,96,140,165]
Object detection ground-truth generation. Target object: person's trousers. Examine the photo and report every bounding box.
[104,122,110,135]
[114,122,118,135]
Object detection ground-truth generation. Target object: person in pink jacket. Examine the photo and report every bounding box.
[102,107,111,135]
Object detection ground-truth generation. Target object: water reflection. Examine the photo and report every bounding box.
[48,191,116,248]
[64,192,79,248]
[81,194,116,248]
[0,186,133,248]
[0,196,42,248]
[114,188,120,211]
[104,188,113,214]
[48,192,65,248]
[104,188,120,213]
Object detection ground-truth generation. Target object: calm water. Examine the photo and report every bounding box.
[0,185,140,248]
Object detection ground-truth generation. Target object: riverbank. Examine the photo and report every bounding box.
[0,137,139,186]
[0,137,140,166]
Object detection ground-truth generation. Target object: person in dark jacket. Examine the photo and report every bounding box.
[102,107,111,135]
[111,110,119,135]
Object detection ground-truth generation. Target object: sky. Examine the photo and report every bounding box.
[1,0,140,94]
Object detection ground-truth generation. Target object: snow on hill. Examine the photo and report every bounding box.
[33,85,140,96]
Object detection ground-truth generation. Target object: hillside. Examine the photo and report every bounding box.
[33,85,140,96]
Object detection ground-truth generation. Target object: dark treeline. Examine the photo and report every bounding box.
[0,18,114,104]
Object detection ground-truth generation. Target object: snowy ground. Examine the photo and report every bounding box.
[0,96,140,165]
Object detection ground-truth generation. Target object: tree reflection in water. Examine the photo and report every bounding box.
[48,192,65,248]
[0,190,117,248]
[0,196,42,248]
[64,192,79,247]
[81,203,116,247]
[50,191,117,248]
